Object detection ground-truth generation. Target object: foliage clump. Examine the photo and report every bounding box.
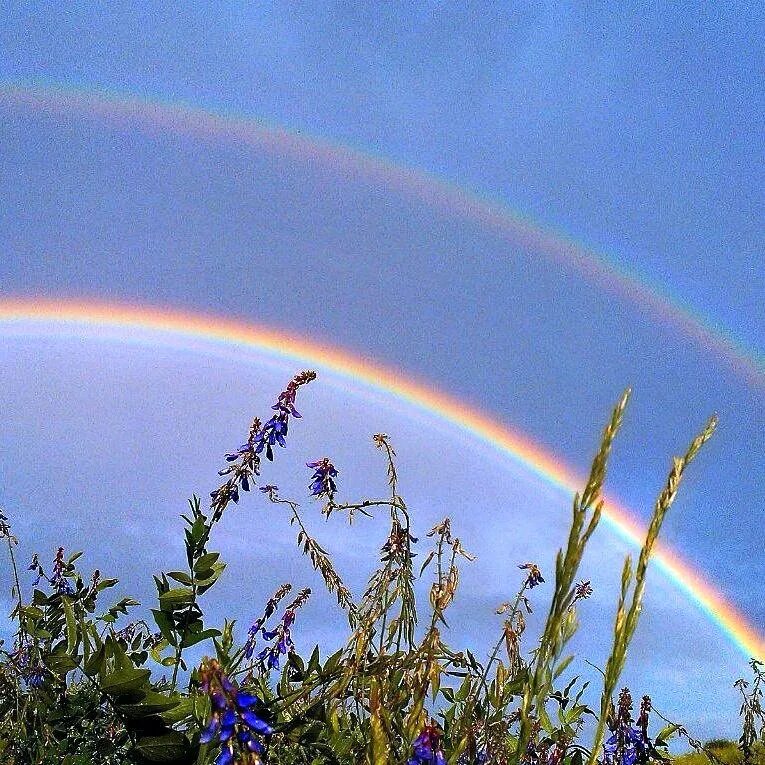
[0,372,757,765]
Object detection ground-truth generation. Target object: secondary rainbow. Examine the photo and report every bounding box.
[1,82,763,391]
[0,296,762,661]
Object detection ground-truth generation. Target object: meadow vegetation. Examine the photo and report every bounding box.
[0,372,762,765]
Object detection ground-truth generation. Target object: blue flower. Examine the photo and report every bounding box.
[25,663,45,689]
[604,727,646,765]
[408,721,447,765]
[198,659,272,763]
[253,371,315,461]
[306,458,338,500]
[519,562,545,588]
[250,589,310,674]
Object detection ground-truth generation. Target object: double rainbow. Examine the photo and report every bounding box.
[1,83,762,659]
[0,297,762,661]
[1,82,763,391]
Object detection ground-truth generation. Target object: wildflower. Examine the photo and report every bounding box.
[29,547,74,594]
[306,458,338,500]
[574,580,593,601]
[519,562,545,588]
[51,547,74,595]
[244,583,292,660]
[199,658,272,764]
[0,509,17,544]
[255,589,311,672]
[12,645,45,689]
[408,720,446,765]
[603,688,649,765]
[259,485,278,495]
[115,623,138,644]
[381,521,418,561]
[255,371,316,461]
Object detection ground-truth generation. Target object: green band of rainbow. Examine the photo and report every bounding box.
[0,297,762,661]
[1,82,763,391]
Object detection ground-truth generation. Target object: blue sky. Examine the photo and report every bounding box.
[0,1,763,740]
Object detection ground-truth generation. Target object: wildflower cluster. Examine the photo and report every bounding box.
[0,374,722,765]
[199,658,273,765]
[213,370,316,517]
[519,562,545,589]
[29,546,74,595]
[254,588,311,672]
[10,644,44,689]
[244,582,293,660]
[306,457,338,500]
[603,689,651,765]
[408,720,447,765]
[256,370,316,461]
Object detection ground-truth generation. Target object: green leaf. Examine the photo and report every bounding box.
[100,667,152,696]
[151,609,177,647]
[119,691,180,719]
[160,696,195,724]
[193,552,220,571]
[307,644,321,675]
[84,643,106,676]
[180,628,220,648]
[62,596,77,652]
[167,571,194,586]
[159,587,195,610]
[45,652,79,674]
[553,654,574,680]
[21,604,44,619]
[135,731,190,762]
[656,724,682,742]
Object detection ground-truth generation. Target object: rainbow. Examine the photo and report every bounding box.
[0,296,762,661]
[1,82,763,391]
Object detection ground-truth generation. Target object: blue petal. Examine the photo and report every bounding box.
[214,746,234,765]
[199,716,220,744]
[242,709,274,735]
[235,690,260,708]
[211,691,227,710]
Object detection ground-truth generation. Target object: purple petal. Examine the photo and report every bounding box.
[241,710,273,735]
[199,715,220,743]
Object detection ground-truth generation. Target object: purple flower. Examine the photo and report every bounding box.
[243,583,292,660]
[574,580,593,601]
[25,664,45,689]
[519,562,545,588]
[408,721,446,765]
[28,548,74,594]
[603,689,651,765]
[13,646,45,689]
[604,727,646,765]
[250,589,310,674]
[306,457,338,500]
[198,659,272,763]
[254,371,316,461]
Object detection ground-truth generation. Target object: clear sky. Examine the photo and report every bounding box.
[0,1,763,740]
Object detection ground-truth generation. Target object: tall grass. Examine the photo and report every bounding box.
[0,372,755,765]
